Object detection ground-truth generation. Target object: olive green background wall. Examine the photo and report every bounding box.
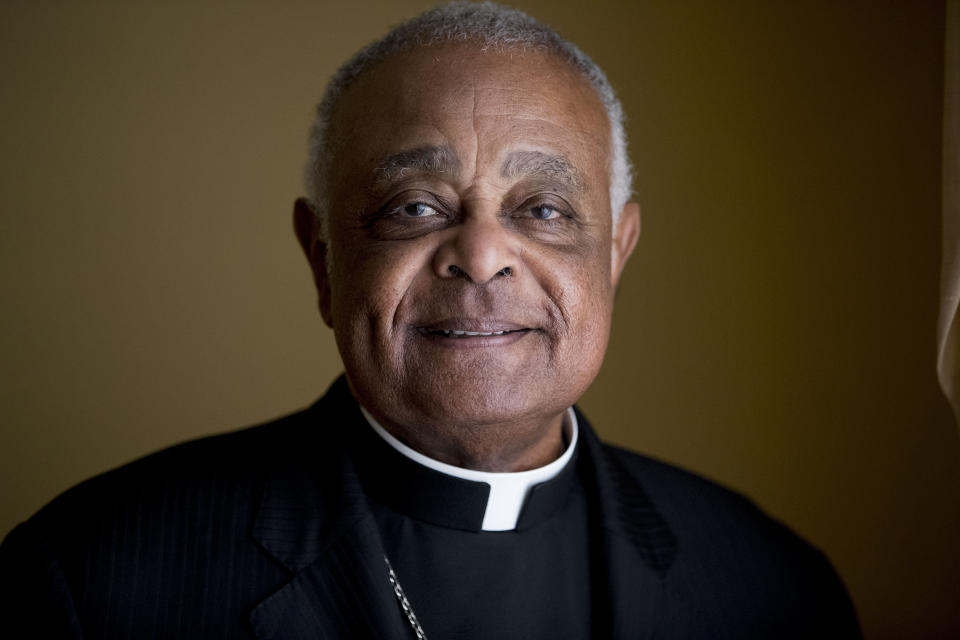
[2,1,957,637]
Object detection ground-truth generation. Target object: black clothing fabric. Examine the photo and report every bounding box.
[355,418,594,638]
[0,376,861,638]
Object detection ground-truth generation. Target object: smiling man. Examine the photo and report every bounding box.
[1,2,859,638]
[297,36,637,474]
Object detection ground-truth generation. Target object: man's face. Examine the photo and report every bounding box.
[300,44,638,465]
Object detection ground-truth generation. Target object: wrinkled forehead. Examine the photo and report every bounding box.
[323,43,612,197]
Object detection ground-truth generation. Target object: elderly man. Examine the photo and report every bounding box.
[1,2,859,638]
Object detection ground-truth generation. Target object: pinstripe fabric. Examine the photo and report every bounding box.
[1,377,859,638]
[579,419,861,639]
[3,418,298,639]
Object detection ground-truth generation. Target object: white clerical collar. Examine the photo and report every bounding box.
[359,406,579,532]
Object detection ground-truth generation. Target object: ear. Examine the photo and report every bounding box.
[293,198,334,328]
[611,201,641,288]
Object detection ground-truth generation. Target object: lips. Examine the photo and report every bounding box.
[414,319,535,339]
[421,328,530,338]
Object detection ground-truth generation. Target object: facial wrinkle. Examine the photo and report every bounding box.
[470,79,482,195]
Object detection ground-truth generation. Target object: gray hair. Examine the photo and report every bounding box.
[303,1,633,239]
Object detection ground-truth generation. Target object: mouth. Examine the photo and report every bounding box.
[419,328,530,338]
[413,320,536,346]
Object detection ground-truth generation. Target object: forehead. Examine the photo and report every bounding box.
[324,43,611,195]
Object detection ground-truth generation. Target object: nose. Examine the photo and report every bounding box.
[432,214,519,284]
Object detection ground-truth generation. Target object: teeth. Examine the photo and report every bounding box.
[435,329,510,337]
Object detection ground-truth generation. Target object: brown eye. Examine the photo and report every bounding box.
[401,202,440,217]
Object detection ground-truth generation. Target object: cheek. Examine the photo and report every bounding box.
[568,271,614,339]
[330,239,434,333]
[540,250,615,357]
[536,236,613,314]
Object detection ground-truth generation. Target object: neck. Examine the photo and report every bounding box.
[362,409,567,472]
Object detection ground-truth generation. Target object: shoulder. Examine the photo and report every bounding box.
[601,441,821,567]
[599,442,860,636]
[6,376,359,551]
[47,408,312,516]
[0,407,334,635]
[602,443,782,533]
[5,404,331,559]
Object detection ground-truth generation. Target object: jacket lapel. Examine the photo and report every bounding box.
[249,514,406,640]
[246,382,678,640]
[248,379,409,640]
[576,408,678,640]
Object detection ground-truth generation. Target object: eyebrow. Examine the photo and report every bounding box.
[370,146,583,194]
[372,146,460,189]
[500,150,583,193]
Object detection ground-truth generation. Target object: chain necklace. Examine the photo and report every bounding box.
[384,555,429,639]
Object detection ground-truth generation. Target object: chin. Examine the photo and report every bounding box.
[408,373,578,429]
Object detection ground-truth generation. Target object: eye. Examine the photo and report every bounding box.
[401,202,440,218]
[529,204,561,220]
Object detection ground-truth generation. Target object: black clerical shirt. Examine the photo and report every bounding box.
[350,415,595,639]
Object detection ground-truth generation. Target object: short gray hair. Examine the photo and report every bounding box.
[303,1,633,238]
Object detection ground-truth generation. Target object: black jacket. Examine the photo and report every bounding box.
[0,377,860,638]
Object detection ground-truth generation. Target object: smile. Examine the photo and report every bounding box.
[424,328,529,338]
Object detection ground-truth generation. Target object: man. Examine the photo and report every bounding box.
[0,2,859,638]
